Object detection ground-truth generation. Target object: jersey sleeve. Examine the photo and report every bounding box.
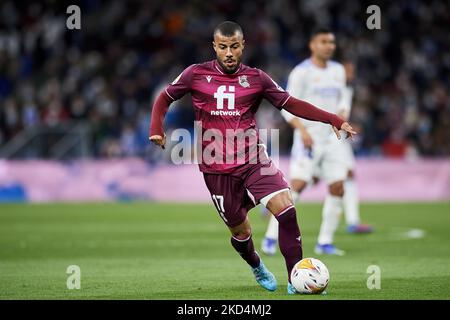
[165,64,196,101]
[259,70,290,109]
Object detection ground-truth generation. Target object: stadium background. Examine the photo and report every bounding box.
[0,0,449,300]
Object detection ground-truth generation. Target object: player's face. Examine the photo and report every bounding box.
[310,33,336,61]
[213,32,245,73]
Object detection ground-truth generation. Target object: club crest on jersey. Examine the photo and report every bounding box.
[238,75,250,88]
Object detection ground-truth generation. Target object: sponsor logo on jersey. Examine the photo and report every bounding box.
[210,110,241,116]
[211,85,240,116]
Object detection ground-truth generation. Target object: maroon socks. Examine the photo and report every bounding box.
[275,206,303,281]
[230,205,302,281]
[231,234,260,269]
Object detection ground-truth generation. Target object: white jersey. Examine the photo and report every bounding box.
[282,59,350,146]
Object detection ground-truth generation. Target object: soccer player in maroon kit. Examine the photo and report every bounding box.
[150,21,356,294]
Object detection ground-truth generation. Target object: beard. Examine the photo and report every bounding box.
[218,57,241,74]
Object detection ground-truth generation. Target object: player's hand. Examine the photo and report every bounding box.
[332,122,357,140]
[300,130,313,149]
[149,134,166,149]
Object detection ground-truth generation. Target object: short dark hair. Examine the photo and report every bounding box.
[310,27,333,41]
[214,21,243,37]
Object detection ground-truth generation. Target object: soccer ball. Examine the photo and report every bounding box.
[290,258,330,294]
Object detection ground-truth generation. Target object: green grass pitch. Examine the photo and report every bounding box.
[0,202,449,299]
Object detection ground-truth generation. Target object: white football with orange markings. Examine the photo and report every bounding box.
[290,258,330,294]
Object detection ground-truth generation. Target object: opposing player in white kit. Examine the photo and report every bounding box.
[261,28,372,256]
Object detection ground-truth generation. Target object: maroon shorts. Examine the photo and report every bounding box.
[203,161,289,228]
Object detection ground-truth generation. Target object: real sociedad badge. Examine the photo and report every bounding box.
[238,75,250,88]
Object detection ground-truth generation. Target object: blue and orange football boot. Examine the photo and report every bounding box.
[251,260,277,291]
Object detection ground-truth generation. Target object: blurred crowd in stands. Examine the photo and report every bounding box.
[0,0,449,160]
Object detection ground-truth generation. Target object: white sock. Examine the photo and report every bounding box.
[318,195,343,245]
[343,179,360,226]
[264,214,279,240]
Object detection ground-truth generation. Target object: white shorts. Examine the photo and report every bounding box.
[289,138,348,185]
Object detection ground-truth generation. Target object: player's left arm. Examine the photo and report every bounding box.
[260,69,356,140]
[283,96,356,140]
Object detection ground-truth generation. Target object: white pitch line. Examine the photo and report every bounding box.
[364,227,426,242]
[392,228,426,241]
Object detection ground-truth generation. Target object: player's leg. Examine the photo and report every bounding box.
[262,215,278,255]
[342,142,361,227]
[245,161,303,293]
[315,180,345,255]
[228,217,260,268]
[203,172,277,291]
[263,190,303,294]
[315,142,347,256]
[344,169,360,226]
[228,217,277,291]
[343,146,373,233]
[265,190,303,274]
[262,179,307,255]
[262,153,313,256]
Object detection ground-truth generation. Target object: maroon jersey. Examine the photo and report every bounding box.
[165,60,290,174]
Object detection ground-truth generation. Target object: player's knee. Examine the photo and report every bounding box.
[329,181,344,197]
[230,220,252,240]
[232,228,252,240]
[267,191,294,215]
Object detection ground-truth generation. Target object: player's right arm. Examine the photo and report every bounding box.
[149,65,195,149]
[149,92,171,149]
